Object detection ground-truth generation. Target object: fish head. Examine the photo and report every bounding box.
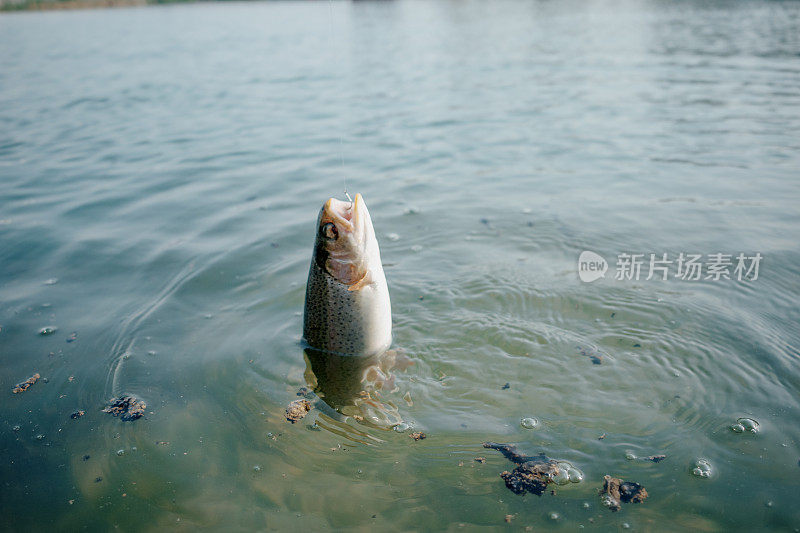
[314,193,381,287]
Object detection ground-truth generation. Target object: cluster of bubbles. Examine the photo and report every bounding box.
[692,459,713,478]
[115,447,136,457]
[552,461,584,485]
[730,417,759,434]
[520,417,539,429]
[601,493,617,509]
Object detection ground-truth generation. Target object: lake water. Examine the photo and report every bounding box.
[2,0,799,530]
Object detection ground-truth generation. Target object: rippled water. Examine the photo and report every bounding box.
[2,0,800,530]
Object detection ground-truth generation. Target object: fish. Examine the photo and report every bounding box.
[303,193,392,356]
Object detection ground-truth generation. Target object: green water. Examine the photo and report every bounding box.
[2,0,799,530]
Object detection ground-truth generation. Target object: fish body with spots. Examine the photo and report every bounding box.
[303,194,392,356]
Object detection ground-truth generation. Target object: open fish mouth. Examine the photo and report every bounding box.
[323,193,362,234]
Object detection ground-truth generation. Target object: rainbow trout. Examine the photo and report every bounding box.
[303,194,392,356]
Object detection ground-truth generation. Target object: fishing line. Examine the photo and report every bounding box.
[327,0,351,202]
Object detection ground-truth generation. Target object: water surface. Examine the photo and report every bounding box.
[2,0,800,530]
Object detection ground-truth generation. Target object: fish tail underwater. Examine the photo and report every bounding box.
[2,0,800,530]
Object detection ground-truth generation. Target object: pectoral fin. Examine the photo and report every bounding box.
[348,271,374,291]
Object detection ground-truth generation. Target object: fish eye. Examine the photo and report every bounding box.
[321,222,338,240]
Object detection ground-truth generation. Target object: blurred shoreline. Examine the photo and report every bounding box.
[0,0,187,12]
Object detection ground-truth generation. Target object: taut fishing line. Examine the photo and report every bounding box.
[327,0,351,203]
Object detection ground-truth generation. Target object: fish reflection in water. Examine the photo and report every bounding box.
[302,347,414,436]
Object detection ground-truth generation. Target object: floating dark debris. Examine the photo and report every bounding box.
[600,475,648,512]
[82,455,90,461]
[644,454,666,463]
[66,332,78,343]
[577,346,603,365]
[501,383,510,390]
[102,395,146,421]
[70,410,85,419]
[12,373,40,394]
[409,432,426,441]
[483,442,559,496]
[285,399,312,423]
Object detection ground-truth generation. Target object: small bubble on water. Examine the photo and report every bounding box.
[411,245,423,253]
[253,465,261,472]
[116,449,125,456]
[731,423,745,433]
[692,459,712,478]
[386,233,400,242]
[36,434,45,440]
[549,512,559,521]
[622,523,631,529]
[582,502,591,509]
[393,422,410,433]
[568,468,584,483]
[739,418,759,433]
[13,425,21,432]
[765,501,773,508]
[520,417,539,429]
[601,494,616,509]
[625,451,637,461]
[38,326,57,336]
[44,278,58,285]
